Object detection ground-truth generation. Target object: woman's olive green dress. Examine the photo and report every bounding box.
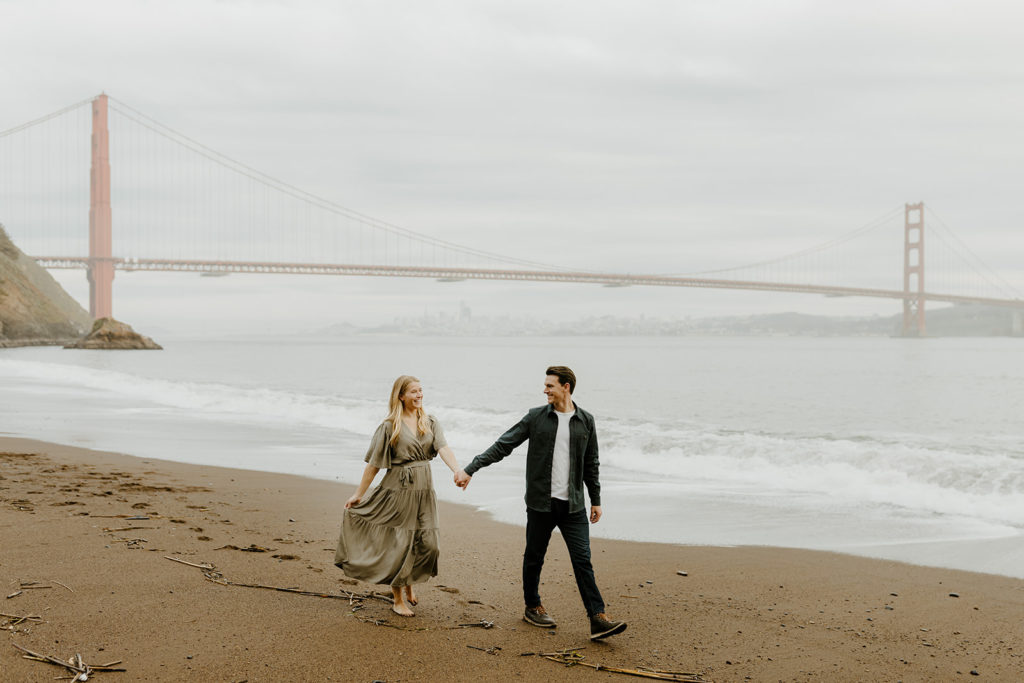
[334,416,446,587]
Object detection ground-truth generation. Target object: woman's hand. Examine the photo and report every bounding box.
[346,464,380,509]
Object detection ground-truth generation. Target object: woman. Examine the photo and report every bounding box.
[334,375,460,617]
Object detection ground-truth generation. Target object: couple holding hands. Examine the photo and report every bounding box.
[334,366,627,640]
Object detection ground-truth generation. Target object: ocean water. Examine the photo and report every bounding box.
[1,334,1022,578]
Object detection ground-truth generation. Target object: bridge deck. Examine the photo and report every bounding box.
[33,256,1024,309]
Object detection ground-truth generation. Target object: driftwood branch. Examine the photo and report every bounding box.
[13,643,87,676]
[11,643,127,679]
[164,556,499,633]
[203,573,391,603]
[163,556,214,570]
[1,612,43,620]
[353,614,431,631]
[457,620,495,629]
[518,646,707,682]
[164,556,390,603]
[2,610,45,629]
[519,646,585,657]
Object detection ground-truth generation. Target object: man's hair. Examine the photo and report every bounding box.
[546,365,576,394]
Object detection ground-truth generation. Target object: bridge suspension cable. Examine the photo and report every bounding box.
[105,95,565,272]
[924,206,1022,301]
[0,97,93,140]
[673,205,905,277]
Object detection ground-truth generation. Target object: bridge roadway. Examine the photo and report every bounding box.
[34,256,1024,309]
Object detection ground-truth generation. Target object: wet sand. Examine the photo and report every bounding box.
[1,437,1022,682]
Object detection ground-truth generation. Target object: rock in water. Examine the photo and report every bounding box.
[65,317,162,350]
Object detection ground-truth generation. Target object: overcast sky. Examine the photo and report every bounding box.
[2,0,1023,332]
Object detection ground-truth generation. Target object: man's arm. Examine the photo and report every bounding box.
[454,411,533,489]
[582,415,601,522]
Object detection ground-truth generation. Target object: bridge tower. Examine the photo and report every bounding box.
[902,202,925,337]
[88,93,114,319]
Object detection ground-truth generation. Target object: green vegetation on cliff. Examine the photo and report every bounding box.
[0,224,91,345]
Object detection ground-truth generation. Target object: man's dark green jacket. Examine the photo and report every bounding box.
[464,402,601,513]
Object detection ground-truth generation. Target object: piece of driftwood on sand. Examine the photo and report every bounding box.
[164,556,502,634]
[12,642,126,680]
[517,646,707,682]
[164,555,392,603]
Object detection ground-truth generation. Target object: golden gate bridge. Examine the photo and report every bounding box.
[2,94,1022,336]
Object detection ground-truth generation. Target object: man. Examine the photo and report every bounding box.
[454,366,627,640]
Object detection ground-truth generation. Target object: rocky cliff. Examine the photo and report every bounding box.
[0,224,92,346]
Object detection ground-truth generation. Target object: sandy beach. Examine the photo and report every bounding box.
[1,437,1022,682]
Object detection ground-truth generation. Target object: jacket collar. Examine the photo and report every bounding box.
[544,401,579,416]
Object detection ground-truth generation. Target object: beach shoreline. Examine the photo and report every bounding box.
[2,436,1022,681]
[5,335,1023,587]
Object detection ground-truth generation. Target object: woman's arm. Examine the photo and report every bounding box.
[345,463,381,508]
[436,445,459,474]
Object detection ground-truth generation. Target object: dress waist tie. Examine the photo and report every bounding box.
[393,460,430,488]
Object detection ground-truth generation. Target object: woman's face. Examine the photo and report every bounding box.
[400,382,423,412]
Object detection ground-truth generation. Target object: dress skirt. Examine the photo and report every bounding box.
[334,460,440,587]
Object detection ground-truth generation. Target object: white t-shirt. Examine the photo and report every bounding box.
[550,409,575,500]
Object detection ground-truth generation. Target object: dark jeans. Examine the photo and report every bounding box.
[523,498,605,617]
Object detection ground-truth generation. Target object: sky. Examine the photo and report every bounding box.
[2,0,1024,334]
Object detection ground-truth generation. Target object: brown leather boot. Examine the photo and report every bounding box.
[589,612,627,639]
[523,604,557,628]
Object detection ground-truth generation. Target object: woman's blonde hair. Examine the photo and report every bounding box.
[386,375,430,447]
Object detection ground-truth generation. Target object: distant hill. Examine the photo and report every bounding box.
[923,304,1024,336]
[672,307,1022,337]
[334,306,1023,338]
[0,224,91,346]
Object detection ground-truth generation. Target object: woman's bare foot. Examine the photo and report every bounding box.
[403,585,418,606]
[391,587,414,617]
[391,601,414,617]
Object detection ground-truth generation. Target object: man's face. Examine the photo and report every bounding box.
[543,375,571,405]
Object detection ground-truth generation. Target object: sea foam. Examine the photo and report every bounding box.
[2,356,1022,534]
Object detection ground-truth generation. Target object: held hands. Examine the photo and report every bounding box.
[589,506,602,524]
[453,469,472,490]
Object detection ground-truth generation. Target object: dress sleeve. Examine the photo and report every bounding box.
[364,421,393,469]
[429,415,448,453]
